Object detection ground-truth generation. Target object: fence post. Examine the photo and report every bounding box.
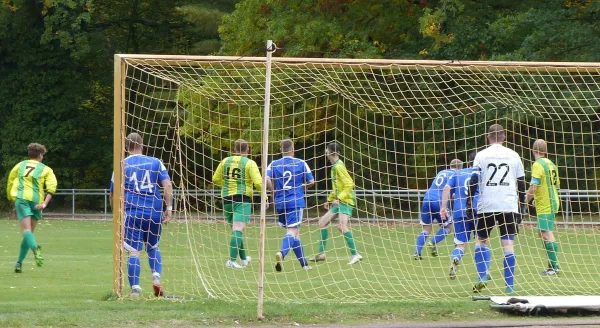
[372,191,376,223]
[104,189,108,217]
[72,188,76,219]
[565,190,570,228]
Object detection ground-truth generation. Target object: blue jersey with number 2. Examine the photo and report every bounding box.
[423,169,455,202]
[110,154,170,219]
[266,156,314,211]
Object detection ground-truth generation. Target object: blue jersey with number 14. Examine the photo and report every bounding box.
[447,167,479,219]
[110,154,170,219]
[423,169,455,202]
[266,156,314,211]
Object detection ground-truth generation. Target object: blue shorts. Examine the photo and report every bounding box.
[277,207,303,228]
[124,214,162,252]
[453,216,475,244]
[420,200,452,226]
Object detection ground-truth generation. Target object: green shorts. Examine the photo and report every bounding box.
[223,202,252,224]
[330,203,354,216]
[537,213,555,231]
[15,199,42,221]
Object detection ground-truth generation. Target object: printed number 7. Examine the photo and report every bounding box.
[24,165,35,177]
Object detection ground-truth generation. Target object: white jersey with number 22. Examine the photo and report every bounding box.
[474,144,525,214]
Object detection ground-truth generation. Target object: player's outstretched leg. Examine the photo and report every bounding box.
[542,239,559,275]
[276,233,294,272]
[147,245,163,297]
[449,247,465,280]
[503,252,516,293]
[128,251,142,297]
[473,245,491,293]
[414,231,429,259]
[292,236,310,270]
[15,237,28,273]
[227,230,244,269]
[429,227,450,257]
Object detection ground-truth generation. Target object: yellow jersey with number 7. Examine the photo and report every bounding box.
[7,160,57,204]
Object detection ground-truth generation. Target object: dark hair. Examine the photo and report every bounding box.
[28,143,47,158]
[468,151,477,163]
[126,133,144,152]
[326,142,340,154]
[280,139,294,153]
[234,139,249,153]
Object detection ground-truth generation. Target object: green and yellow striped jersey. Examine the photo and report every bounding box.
[531,157,560,215]
[327,160,356,206]
[212,156,262,200]
[7,160,57,204]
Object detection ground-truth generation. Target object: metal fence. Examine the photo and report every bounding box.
[44,188,600,224]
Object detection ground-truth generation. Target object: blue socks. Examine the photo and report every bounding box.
[451,247,465,262]
[281,233,295,258]
[292,237,308,267]
[504,252,516,290]
[474,245,491,280]
[415,231,429,256]
[431,228,449,245]
[147,247,162,277]
[128,255,141,287]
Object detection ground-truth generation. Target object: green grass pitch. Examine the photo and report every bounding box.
[1,218,600,327]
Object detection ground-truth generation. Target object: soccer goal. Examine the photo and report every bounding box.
[113,44,600,310]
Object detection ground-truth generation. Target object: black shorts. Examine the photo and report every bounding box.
[476,212,519,239]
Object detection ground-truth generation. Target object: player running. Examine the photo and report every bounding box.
[525,139,561,276]
[7,143,57,273]
[212,139,263,269]
[469,124,526,294]
[441,152,479,279]
[266,139,315,272]
[413,159,461,260]
[110,133,173,297]
[311,142,362,265]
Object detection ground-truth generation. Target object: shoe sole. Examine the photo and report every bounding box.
[473,281,488,293]
[15,268,21,273]
[310,256,326,262]
[449,259,459,280]
[275,253,283,272]
[34,246,43,267]
[349,256,363,265]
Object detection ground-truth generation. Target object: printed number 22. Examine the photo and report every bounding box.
[486,163,510,186]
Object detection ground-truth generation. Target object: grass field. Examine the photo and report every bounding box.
[2,218,600,327]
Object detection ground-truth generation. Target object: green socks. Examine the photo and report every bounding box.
[318,229,329,253]
[17,237,28,263]
[544,241,559,270]
[229,230,244,261]
[343,231,358,256]
[23,231,37,250]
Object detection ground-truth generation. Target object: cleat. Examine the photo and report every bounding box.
[33,245,43,267]
[413,253,423,260]
[275,252,283,272]
[541,268,559,276]
[310,253,326,262]
[302,265,312,271]
[241,256,251,268]
[472,277,488,293]
[449,258,459,280]
[226,260,243,269]
[505,286,515,294]
[427,241,438,257]
[14,262,22,273]
[130,286,142,298]
[152,277,164,297]
[348,254,363,265]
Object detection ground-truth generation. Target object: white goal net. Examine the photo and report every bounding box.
[114,54,600,302]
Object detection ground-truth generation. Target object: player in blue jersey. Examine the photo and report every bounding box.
[413,159,462,260]
[441,152,480,279]
[266,139,315,272]
[110,133,173,298]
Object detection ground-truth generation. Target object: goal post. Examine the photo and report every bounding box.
[113,53,600,303]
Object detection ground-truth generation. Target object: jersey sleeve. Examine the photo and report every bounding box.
[473,153,482,170]
[333,164,354,201]
[303,161,314,183]
[212,160,225,187]
[530,162,543,185]
[157,160,170,183]
[109,172,114,193]
[515,156,525,178]
[6,164,19,202]
[248,160,263,192]
[43,167,58,194]
[266,162,273,179]
[447,174,457,189]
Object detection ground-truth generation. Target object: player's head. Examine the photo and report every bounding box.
[126,132,144,154]
[449,158,463,170]
[28,143,47,160]
[487,124,506,144]
[280,139,294,155]
[325,142,340,163]
[532,139,548,158]
[234,139,250,155]
[468,151,477,167]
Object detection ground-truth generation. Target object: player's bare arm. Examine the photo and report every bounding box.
[162,178,173,224]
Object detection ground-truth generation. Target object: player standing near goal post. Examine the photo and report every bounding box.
[469,124,526,294]
[7,143,57,273]
[413,159,461,260]
[525,139,561,276]
[110,132,173,297]
[266,139,315,271]
[311,142,363,265]
[212,139,263,269]
[441,152,480,279]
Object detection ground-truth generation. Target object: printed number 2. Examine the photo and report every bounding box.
[24,165,35,177]
[486,163,510,186]
[282,171,292,190]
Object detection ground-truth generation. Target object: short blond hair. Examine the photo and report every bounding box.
[28,143,47,158]
[488,124,505,143]
[532,139,548,156]
[450,158,463,170]
[126,133,144,152]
